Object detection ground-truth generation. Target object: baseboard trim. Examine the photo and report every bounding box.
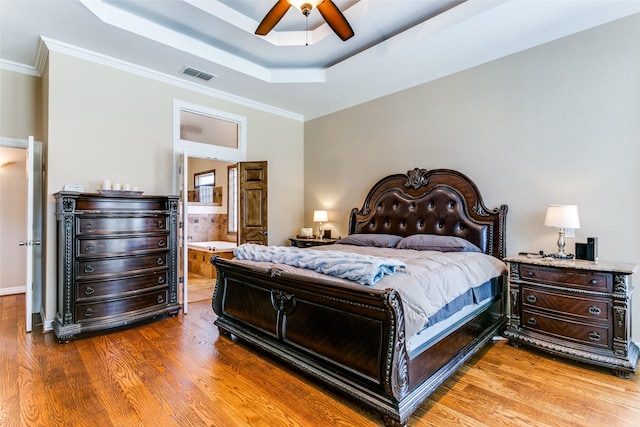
[0,286,26,296]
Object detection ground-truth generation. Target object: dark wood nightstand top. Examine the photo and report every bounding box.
[289,237,339,248]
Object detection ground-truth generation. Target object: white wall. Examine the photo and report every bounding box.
[304,14,640,339]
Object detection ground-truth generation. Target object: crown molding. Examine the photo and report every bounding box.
[2,38,303,121]
[0,59,40,77]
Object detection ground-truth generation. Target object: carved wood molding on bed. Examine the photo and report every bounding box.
[212,168,509,426]
[349,167,508,259]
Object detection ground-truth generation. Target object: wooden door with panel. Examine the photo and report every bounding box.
[238,161,268,245]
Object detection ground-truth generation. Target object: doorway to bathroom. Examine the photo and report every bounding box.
[184,157,237,303]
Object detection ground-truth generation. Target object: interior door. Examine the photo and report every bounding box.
[238,161,268,245]
[20,136,38,332]
[179,150,189,314]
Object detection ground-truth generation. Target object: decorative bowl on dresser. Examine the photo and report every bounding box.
[503,255,639,378]
[53,192,181,342]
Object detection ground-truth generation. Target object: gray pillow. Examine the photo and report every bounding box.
[396,234,481,253]
[337,234,403,248]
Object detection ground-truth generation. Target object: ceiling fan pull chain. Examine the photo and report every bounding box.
[305,15,309,46]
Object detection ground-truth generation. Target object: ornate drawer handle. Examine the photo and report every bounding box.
[588,306,602,316]
[157,295,164,304]
[84,265,95,273]
[84,222,94,230]
[527,271,535,277]
[84,286,95,296]
[527,317,537,326]
[156,257,164,266]
[85,243,95,252]
[158,240,165,247]
[590,279,598,285]
[157,276,165,284]
[588,331,601,341]
[84,308,93,317]
[526,294,537,304]
[157,220,164,229]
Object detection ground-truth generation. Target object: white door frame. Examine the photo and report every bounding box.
[172,100,247,312]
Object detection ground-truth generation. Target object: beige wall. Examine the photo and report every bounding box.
[0,70,42,140]
[41,51,304,325]
[0,147,27,293]
[305,14,640,340]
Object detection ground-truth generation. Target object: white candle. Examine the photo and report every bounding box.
[112,182,122,191]
[102,180,111,190]
[123,183,131,191]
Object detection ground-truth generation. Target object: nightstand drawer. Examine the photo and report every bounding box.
[521,286,611,322]
[520,265,612,292]
[522,309,611,349]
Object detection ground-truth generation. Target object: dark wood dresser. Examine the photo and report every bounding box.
[503,255,638,377]
[53,192,181,342]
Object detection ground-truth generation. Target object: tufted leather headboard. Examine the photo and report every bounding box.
[348,168,508,259]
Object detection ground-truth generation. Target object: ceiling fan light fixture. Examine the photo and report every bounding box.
[287,0,323,14]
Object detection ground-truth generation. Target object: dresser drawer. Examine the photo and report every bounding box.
[76,216,167,235]
[76,252,168,279]
[521,286,611,322]
[78,235,169,256]
[76,272,168,300]
[76,289,169,322]
[522,309,611,349]
[519,265,612,292]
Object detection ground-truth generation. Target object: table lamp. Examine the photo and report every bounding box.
[544,204,580,258]
[313,210,328,239]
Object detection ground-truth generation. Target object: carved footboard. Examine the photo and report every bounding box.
[212,258,408,402]
[212,257,507,426]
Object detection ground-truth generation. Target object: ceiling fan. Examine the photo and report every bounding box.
[255,0,354,41]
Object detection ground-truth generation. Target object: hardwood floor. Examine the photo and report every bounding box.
[1,293,639,426]
[186,273,216,303]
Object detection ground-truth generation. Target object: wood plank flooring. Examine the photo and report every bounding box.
[1,293,638,426]
[186,273,216,303]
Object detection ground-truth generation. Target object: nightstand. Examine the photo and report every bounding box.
[289,237,338,248]
[503,255,638,378]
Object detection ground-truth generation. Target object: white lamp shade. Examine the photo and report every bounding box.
[544,205,581,229]
[313,210,328,222]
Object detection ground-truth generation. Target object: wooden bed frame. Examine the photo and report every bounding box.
[212,168,508,426]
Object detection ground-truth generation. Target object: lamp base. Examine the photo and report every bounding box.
[551,229,574,259]
[548,252,575,260]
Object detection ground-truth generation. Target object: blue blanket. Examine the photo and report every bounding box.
[233,244,406,286]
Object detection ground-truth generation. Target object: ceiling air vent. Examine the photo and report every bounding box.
[181,66,215,81]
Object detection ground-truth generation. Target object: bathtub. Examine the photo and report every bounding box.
[187,241,236,279]
[188,240,237,253]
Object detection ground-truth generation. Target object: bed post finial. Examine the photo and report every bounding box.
[404,168,430,189]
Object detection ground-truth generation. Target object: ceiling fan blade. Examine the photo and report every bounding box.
[255,0,291,36]
[317,0,354,41]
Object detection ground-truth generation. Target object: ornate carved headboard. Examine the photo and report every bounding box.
[348,168,508,259]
